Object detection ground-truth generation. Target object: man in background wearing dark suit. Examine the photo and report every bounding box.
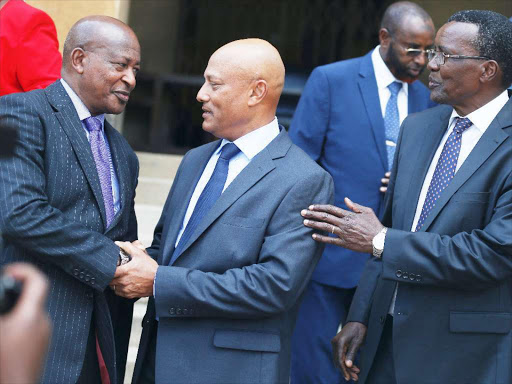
[111,39,334,384]
[303,10,512,384]
[289,2,435,383]
[0,15,140,384]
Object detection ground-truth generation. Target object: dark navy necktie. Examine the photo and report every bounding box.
[170,143,241,265]
[83,116,115,227]
[384,81,402,170]
[415,117,472,231]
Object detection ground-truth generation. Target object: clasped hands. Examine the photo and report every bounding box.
[109,240,158,299]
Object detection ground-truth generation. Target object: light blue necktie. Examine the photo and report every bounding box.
[169,143,240,265]
[384,81,402,170]
[415,117,472,231]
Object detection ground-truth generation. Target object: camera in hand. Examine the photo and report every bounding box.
[0,273,22,315]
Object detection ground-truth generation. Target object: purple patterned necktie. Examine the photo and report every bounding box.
[83,116,115,227]
[415,117,472,231]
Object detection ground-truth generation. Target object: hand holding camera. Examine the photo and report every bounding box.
[0,263,51,384]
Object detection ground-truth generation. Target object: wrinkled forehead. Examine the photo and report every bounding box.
[204,51,249,81]
[436,21,479,52]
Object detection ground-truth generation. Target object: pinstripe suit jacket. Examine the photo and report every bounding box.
[0,81,139,384]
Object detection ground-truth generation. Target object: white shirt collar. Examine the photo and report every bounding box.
[60,79,105,126]
[448,90,509,133]
[371,45,408,95]
[218,117,280,160]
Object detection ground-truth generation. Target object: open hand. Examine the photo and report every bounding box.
[302,197,384,254]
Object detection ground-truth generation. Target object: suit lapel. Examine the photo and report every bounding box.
[45,82,108,228]
[104,122,128,230]
[168,130,290,266]
[358,53,388,170]
[408,83,422,114]
[160,141,219,265]
[401,107,451,230]
[419,99,512,232]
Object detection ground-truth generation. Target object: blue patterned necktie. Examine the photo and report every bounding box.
[83,116,115,227]
[415,117,473,231]
[170,143,241,265]
[384,81,403,170]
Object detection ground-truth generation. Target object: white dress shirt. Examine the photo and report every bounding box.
[175,117,280,246]
[371,46,409,133]
[389,90,510,315]
[60,79,121,215]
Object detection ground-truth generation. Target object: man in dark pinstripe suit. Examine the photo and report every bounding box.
[0,15,140,384]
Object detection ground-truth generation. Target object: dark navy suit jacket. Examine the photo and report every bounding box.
[0,81,139,384]
[348,97,512,384]
[289,50,435,288]
[132,130,334,384]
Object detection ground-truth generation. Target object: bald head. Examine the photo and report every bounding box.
[62,16,139,71]
[61,16,141,116]
[381,1,433,35]
[212,39,285,105]
[197,39,285,141]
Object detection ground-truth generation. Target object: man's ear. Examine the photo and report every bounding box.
[378,28,391,49]
[70,48,87,75]
[248,79,268,107]
[480,60,499,84]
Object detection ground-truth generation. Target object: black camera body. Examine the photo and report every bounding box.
[0,273,22,315]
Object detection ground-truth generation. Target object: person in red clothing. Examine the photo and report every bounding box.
[0,0,61,96]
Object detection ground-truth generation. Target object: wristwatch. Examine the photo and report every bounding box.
[117,249,131,266]
[372,227,388,258]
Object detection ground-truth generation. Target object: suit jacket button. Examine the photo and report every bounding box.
[85,276,90,282]
[409,273,415,281]
[73,268,79,276]
[189,309,194,315]
[90,278,95,285]
[396,270,403,278]
[169,308,175,315]
[79,272,85,279]
[176,308,182,315]
[402,272,409,280]
[183,309,188,315]
[416,275,422,282]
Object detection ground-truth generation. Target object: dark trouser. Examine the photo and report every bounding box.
[291,280,357,384]
[76,321,101,384]
[136,320,158,384]
[365,315,397,384]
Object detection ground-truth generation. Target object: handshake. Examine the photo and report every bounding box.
[109,240,159,299]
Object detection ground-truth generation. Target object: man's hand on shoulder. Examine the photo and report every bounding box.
[109,241,158,299]
[331,321,367,382]
[301,197,384,254]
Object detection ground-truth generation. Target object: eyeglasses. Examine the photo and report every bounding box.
[402,47,429,57]
[426,49,490,66]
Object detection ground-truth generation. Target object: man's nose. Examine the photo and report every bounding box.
[196,83,209,102]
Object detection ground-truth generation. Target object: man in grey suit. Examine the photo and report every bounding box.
[0,16,140,384]
[112,39,334,384]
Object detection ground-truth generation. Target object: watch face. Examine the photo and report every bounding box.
[374,233,384,249]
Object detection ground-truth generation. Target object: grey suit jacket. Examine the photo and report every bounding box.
[0,81,139,384]
[348,97,512,384]
[132,129,334,384]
